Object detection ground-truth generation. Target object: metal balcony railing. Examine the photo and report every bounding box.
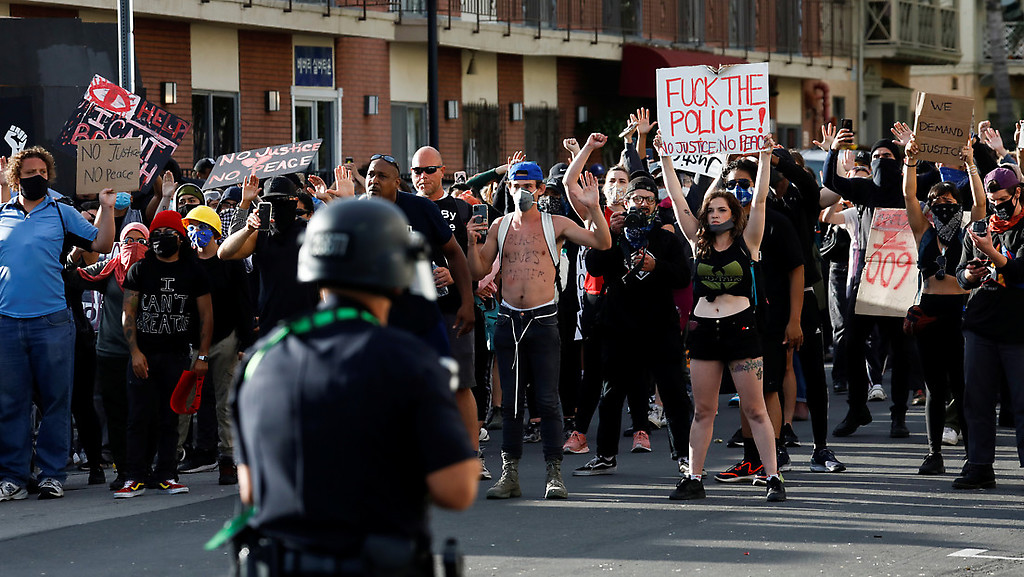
[865,0,959,56]
[328,0,856,60]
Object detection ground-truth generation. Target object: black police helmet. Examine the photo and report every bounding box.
[297,197,425,295]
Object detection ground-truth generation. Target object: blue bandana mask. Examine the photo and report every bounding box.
[114,192,132,211]
[187,225,215,249]
[731,186,753,207]
[939,166,969,190]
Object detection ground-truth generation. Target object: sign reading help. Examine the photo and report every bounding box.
[203,139,323,190]
[76,138,142,196]
[58,75,191,195]
[854,209,918,317]
[912,92,974,165]
[656,63,770,156]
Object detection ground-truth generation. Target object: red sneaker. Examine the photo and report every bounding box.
[113,480,146,499]
[156,480,189,495]
[563,431,590,454]
[631,430,652,453]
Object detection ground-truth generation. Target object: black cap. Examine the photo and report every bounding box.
[871,139,903,163]
[263,175,297,198]
[626,175,658,195]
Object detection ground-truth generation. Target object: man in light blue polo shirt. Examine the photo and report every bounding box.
[0,146,116,501]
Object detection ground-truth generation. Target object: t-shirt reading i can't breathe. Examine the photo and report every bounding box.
[122,256,211,354]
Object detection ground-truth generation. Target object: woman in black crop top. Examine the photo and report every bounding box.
[656,131,786,503]
[902,136,985,476]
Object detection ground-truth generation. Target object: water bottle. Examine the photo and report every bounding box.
[432,261,450,297]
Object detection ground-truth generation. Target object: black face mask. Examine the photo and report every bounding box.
[931,203,962,225]
[870,158,901,190]
[178,205,195,218]
[267,198,298,233]
[537,195,566,216]
[151,232,180,258]
[992,196,1018,220]
[19,174,48,202]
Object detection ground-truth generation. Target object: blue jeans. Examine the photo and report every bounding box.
[0,309,76,485]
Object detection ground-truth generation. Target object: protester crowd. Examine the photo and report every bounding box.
[1,106,1023,506]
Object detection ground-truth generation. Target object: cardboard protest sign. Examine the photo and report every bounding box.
[912,93,973,165]
[203,139,323,190]
[855,209,918,317]
[671,152,727,178]
[656,63,770,156]
[58,75,191,194]
[76,138,142,196]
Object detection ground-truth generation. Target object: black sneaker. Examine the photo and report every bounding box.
[832,407,872,437]
[726,428,744,448]
[523,422,541,443]
[766,475,786,502]
[781,423,800,447]
[714,460,763,483]
[109,473,125,491]
[890,416,910,439]
[178,449,218,474]
[573,456,616,476]
[484,406,503,430]
[952,463,996,490]
[218,457,238,485]
[777,447,792,472]
[810,447,847,473]
[669,477,706,500]
[832,381,848,394]
[918,453,945,475]
[88,467,106,485]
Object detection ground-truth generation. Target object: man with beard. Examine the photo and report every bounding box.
[219,174,320,335]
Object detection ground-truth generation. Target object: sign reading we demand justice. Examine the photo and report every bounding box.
[656,63,770,156]
[203,139,323,190]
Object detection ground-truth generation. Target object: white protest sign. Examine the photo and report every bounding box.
[671,152,727,178]
[656,63,770,156]
[76,137,142,196]
[855,209,918,317]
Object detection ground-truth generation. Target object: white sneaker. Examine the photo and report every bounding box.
[0,481,28,502]
[942,427,960,446]
[479,454,492,481]
[648,404,666,429]
[479,427,490,443]
[37,478,64,500]
[867,385,887,402]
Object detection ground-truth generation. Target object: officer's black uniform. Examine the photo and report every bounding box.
[230,199,474,577]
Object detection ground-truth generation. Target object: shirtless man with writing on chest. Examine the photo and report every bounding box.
[467,158,610,501]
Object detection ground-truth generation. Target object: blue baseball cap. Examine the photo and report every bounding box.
[508,161,544,182]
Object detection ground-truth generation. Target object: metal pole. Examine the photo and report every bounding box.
[428,0,439,149]
[117,0,135,92]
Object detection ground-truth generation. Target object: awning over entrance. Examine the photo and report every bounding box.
[619,44,747,99]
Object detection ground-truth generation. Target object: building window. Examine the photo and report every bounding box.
[524,107,559,174]
[293,88,342,181]
[729,0,755,50]
[833,96,846,124]
[463,103,499,176]
[192,91,239,164]
[391,102,428,173]
[775,0,801,55]
[679,0,705,44]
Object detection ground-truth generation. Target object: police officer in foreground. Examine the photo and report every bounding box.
[231,197,479,576]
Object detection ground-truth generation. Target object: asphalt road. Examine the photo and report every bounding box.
[2,389,1023,577]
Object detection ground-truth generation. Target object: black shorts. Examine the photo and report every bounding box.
[687,308,762,363]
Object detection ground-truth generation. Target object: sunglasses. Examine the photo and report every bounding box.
[411,165,441,175]
[725,179,752,190]
[370,154,400,170]
[934,254,946,280]
[122,237,148,246]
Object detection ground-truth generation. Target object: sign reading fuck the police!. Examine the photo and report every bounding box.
[656,63,771,156]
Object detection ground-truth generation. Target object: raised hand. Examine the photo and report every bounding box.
[905,136,919,160]
[890,121,913,147]
[632,108,657,135]
[161,170,176,198]
[97,187,117,209]
[307,174,329,201]
[563,138,581,157]
[507,150,526,166]
[241,172,260,204]
[652,130,664,155]
[831,127,854,151]
[960,137,974,165]
[813,123,837,151]
[982,126,1006,155]
[573,169,601,209]
[759,133,777,155]
[332,165,355,198]
[585,133,608,149]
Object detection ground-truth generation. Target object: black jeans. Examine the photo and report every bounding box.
[576,293,605,435]
[96,354,130,470]
[495,303,563,461]
[916,294,968,456]
[125,350,189,481]
[72,331,103,467]
[799,295,831,449]
[963,330,1024,467]
[597,329,692,460]
[846,314,911,419]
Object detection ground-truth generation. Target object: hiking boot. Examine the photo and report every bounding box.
[479,453,492,481]
[631,430,652,453]
[544,460,568,499]
[37,478,63,500]
[562,431,589,454]
[918,453,945,475]
[484,406,503,430]
[0,480,27,502]
[952,463,996,490]
[765,475,786,502]
[833,406,872,437]
[810,447,847,473]
[890,414,910,438]
[178,449,217,474]
[114,480,146,498]
[669,477,706,500]
[714,460,763,483]
[573,456,616,476]
[781,423,800,447]
[218,457,238,485]
[486,453,521,499]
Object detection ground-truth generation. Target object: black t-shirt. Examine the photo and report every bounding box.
[197,255,255,349]
[122,255,211,353]
[252,221,320,335]
[760,207,804,332]
[430,194,471,313]
[234,298,473,550]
